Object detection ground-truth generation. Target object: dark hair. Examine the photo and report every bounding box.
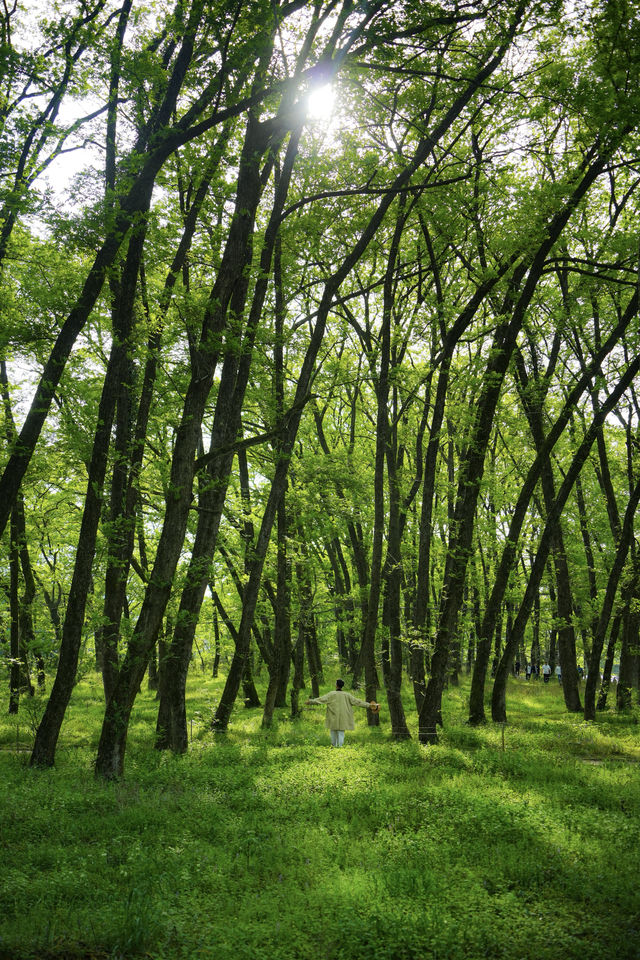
[336,678,345,689]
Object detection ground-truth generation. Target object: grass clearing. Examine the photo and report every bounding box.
[1,673,639,959]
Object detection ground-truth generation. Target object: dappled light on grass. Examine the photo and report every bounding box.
[1,673,639,959]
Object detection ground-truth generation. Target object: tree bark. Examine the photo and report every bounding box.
[30,330,123,766]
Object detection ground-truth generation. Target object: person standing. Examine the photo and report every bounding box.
[542,662,551,683]
[555,664,562,684]
[525,663,532,681]
[306,679,378,747]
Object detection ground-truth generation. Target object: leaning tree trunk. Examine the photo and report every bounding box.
[100,218,148,702]
[30,329,125,767]
[419,273,530,742]
[270,226,292,718]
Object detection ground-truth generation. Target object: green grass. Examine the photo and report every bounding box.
[0,672,639,960]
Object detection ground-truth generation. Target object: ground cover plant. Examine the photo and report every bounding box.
[1,673,638,960]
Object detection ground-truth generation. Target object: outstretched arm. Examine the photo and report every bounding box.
[348,694,379,710]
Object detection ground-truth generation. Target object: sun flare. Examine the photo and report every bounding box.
[306,83,335,121]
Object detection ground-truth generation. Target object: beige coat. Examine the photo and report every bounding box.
[309,690,370,730]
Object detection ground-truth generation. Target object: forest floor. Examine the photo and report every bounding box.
[0,671,638,960]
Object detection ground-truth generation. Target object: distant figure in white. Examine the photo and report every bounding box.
[306,679,379,747]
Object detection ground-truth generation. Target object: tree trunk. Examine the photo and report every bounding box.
[211,598,221,679]
[100,223,148,702]
[30,331,123,766]
[290,629,305,719]
[596,615,621,711]
[8,508,21,714]
[242,654,261,707]
[262,494,291,727]
[382,378,411,740]
[95,112,279,776]
[296,542,322,699]
[584,475,640,718]
[617,562,639,713]
[147,643,159,692]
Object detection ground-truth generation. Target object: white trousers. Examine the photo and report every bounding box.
[330,729,345,747]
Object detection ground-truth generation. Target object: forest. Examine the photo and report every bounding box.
[0,1,639,957]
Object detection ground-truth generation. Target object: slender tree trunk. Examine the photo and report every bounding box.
[211,597,221,679]
[12,496,36,695]
[155,628,171,747]
[262,494,291,727]
[290,629,305,719]
[147,644,159,692]
[383,455,411,739]
[617,561,639,713]
[584,475,640,718]
[242,656,261,707]
[101,225,148,701]
[296,540,322,698]
[597,615,621,711]
[30,330,124,767]
[8,509,21,715]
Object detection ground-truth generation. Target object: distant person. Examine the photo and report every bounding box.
[555,664,562,684]
[542,662,551,683]
[525,663,532,681]
[306,679,378,747]
[514,660,521,677]
[577,665,584,682]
